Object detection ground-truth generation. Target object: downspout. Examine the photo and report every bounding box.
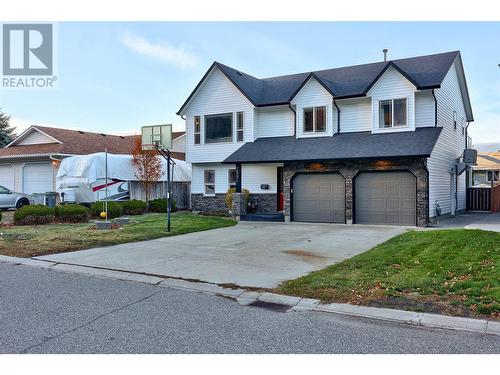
[333,98,341,134]
[431,89,438,127]
[288,104,296,138]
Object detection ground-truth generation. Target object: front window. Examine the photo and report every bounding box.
[303,106,326,133]
[194,116,201,144]
[228,169,237,189]
[205,113,233,143]
[236,112,244,142]
[0,185,9,194]
[379,98,407,128]
[204,170,215,195]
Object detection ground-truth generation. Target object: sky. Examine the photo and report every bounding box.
[1,22,499,146]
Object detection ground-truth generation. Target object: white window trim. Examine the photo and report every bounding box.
[204,169,216,196]
[377,97,409,131]
[303,106,327,134]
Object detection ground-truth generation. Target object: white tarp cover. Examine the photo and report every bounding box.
[56,152,191,195]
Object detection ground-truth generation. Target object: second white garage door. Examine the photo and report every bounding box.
[23,162,53,194]
[0,164,15,191]
[355,171,416,226]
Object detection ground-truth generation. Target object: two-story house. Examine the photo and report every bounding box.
[177,51,473,226]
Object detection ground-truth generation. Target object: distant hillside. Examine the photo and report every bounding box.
[474,142,500,152]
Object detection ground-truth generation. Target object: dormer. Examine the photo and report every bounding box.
[367,65,417,133]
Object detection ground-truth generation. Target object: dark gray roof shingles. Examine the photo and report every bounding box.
[208,51,459,107]
[223,127,442,163]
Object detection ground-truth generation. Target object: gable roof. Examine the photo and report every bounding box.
[178,51,471,119]
[475,152,500,171]
[223,127,442,164]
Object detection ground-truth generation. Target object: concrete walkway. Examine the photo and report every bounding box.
[430,212,500,232]
[37,222,407,288]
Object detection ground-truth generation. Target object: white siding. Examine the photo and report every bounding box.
[428,60,467,217]
[368,66,416,133]
[191,163,234,194]
[335,97,372,133]
[291,77,334,138]
[0,163,15,190]
[254,106,294,138]
[415,90,435,128]
[191,163,280,194]
[17,130,58,145]
[184,67,255,164]
[242,163,282,193]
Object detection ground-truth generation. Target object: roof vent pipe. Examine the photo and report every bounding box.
[383,49,388,62]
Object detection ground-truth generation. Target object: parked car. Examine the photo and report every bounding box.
[0,185,31,210]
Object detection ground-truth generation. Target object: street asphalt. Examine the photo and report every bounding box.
[0,262,498,354]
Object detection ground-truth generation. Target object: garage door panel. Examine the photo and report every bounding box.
[293,173,345,223]
[23,162,53,194]
[355,172,416,226]
[0,164,15,191]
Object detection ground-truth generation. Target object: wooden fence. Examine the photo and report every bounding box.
[467,183,500,212]
[466,187,491,211]
[129,181,191,210]
[492,183,500,212]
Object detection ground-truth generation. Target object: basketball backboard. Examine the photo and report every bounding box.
[141,124,173,150]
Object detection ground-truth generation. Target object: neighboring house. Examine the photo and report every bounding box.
[472,152,500,187]
[0,125,186,195]
[177,51,473,226]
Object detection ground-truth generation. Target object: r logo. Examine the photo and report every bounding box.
[2,24,53,75]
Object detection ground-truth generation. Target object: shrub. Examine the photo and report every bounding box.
[14,205,55,226]
[148,198,177,213]
[224,188,250,211]
[90,201,124,219]
[0,211,2,222]
[122,199,147,215]
[55,204,90,223]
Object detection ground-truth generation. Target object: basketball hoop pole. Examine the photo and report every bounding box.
[154,145,175,232]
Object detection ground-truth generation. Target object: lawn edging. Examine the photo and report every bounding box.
[0,254,498,337]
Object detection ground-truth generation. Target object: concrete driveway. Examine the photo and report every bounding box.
[429,212,500,232]
[37,222,407,288]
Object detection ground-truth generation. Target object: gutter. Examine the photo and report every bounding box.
[333,99,341,134]
[431,89,438,127]
[288,104,297,138]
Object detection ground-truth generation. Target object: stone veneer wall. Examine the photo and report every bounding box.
[191,194,228,215]
[249,194,278,213]
[283,158,429,227]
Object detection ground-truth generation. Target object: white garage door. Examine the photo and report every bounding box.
[0,164,15,191]
[23,162,53,194]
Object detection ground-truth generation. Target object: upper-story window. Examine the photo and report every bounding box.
[194,116,201,144]
[379,98,407,128]
[303,106,326,133]
[461,117,465,135]
[237,112,244,142]
[205,113,233,143]
[453,111,457,130]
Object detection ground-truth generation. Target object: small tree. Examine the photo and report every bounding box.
[131,136,163,203]
[0,109,16,147]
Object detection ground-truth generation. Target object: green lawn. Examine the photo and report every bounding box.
[279,229,500,319]
[0,212,236,258]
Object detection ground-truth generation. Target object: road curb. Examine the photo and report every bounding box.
[1,256,498,336]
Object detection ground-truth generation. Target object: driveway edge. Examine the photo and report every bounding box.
[1,255,498,336]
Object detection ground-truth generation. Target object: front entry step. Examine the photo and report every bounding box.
[240,213,284,222]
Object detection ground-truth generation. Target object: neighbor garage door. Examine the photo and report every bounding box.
[0,164,15,191]
[293,173,345,223]
[355,171,416,226]
[23,162,53,194]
